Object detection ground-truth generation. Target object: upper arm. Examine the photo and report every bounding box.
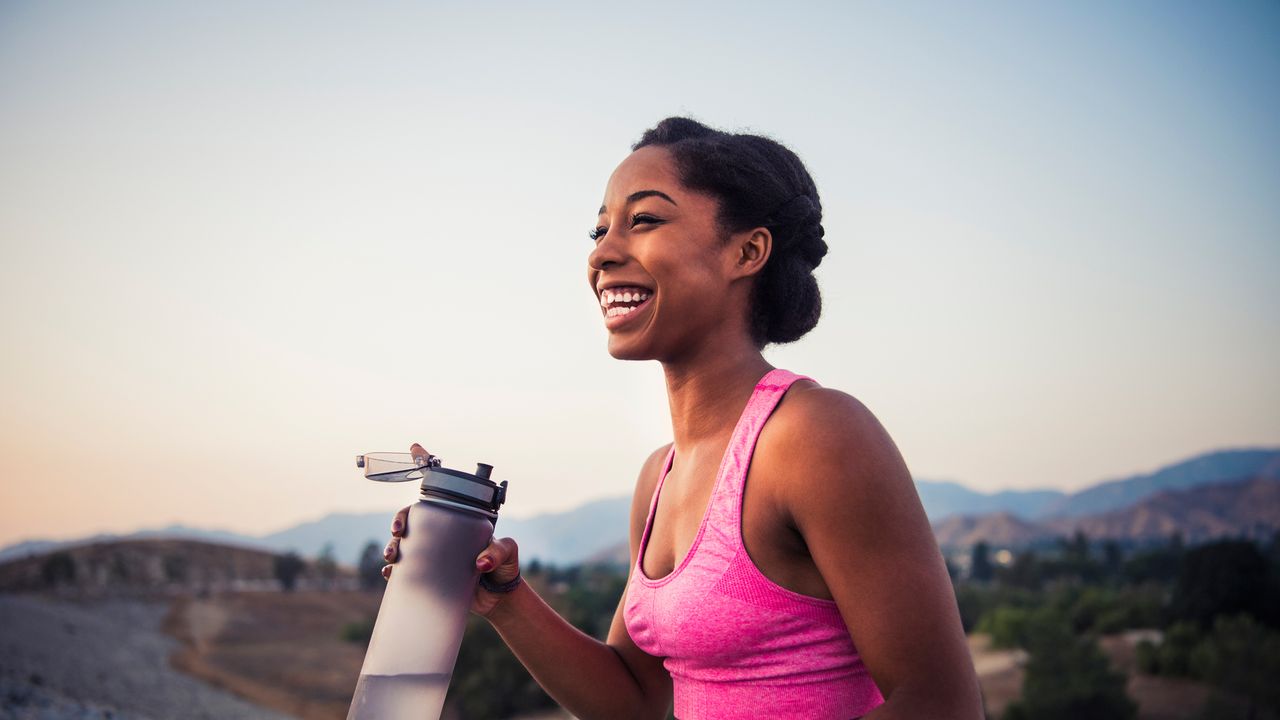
[770,390,982,717]
[603,444,673,713]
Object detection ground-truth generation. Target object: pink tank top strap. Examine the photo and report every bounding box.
[703,368,814,554]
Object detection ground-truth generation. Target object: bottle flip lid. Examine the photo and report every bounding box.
[357,452,507,514]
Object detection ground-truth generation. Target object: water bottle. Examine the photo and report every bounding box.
[347,452,508,720]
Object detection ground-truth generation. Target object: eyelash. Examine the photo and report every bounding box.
[589,213,662,241]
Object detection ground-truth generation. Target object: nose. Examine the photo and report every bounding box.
[587,228,626,273]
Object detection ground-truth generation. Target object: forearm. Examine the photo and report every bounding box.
[485,582,666,720]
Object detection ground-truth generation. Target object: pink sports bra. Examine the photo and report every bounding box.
[623,369,885,719]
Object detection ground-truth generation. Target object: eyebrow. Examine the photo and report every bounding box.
[598,189,679,215]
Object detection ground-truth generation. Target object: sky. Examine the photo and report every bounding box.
[1,1,1277,548]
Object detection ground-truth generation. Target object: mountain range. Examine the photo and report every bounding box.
[930,475,1280,548]
[3,446,1277,566]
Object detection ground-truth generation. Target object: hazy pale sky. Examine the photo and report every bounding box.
[1,1,1277,548]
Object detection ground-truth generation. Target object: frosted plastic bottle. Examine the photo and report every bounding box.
[347,452,508,720]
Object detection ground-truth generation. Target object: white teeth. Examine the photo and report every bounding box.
[599,287,652,317]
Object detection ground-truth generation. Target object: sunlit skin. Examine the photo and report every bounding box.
[383,147,984,719]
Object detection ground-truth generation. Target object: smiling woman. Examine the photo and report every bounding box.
[385,117,984,719]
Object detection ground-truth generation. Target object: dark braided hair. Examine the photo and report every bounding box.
[632,117,827,346]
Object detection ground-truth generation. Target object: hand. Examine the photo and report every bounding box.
[382,442,523,618]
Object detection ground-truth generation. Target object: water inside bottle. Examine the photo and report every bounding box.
[347,672,451,720]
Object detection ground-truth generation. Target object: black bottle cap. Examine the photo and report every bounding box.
[420,462,506,513]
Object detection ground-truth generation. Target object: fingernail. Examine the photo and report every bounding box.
[384,543,395,558]
[477,557,493,572]
[392,520,403,534]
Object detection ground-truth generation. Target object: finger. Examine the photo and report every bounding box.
[383,536,401,563]
[382,564,392,581]
[391,506,410,537]
[410,443,433,463]
[476,537,518,574]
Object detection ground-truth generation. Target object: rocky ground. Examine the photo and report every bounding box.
[0,594,295,720]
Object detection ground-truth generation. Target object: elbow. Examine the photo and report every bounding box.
[873,682,985,720]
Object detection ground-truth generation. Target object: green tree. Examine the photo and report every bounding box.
[977,605,1051,650]
[971,541,993,583]
[1123,540,1183,584]
[1190,614,1280,717]
[40,551,76,588]
[1063,530,1091,565]
[274,551,306,592]
[1003,621,1137,720]
[1170,540,1269,629]
[998,549,1043,590]
[447,618,556,719]
[1102,540,1123,578]
[315,542,338,589]
[357,540,384,591]
[1138,621,1201,677]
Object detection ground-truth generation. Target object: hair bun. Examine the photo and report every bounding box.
[766,195,827,269]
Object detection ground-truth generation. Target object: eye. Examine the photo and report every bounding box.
[589,226,607,242]
[630,213,663,227]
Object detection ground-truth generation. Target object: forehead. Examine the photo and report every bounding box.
[601,146,683,207]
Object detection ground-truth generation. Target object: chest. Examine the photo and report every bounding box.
[640,443,804,583]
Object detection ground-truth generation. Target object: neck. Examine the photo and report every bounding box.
[661,338,772,449]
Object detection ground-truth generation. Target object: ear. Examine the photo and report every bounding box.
[730,227,772,280]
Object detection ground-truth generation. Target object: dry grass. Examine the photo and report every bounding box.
[163,597,1233,720]
[165,590,381,720]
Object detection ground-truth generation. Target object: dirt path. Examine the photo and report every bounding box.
[968,633,1027,719]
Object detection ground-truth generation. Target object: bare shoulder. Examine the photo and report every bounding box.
[763,383,902,476]
[759,383,920,532]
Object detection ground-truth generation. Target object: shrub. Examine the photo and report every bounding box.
[1003,622,1137,720]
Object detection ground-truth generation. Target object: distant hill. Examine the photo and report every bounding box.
[1035,448,1280,518]
[5,446,1277,567]
[0,526,275,564]
[259,511,390,565]
[500,497,631,567]
[0,538,348,594]
[931,512,1049,548]
[935,476,1280,548]
[584,540,631,568]
[914,480,1064,520]
[916,447,1280,522]
[1042,475,1280,544]
[256,496,633,567]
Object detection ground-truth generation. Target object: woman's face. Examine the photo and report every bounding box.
[587,146,753,361]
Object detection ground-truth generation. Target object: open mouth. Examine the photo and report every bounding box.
[599,286,654,328]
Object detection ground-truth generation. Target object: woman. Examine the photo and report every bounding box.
[384,117,983,719]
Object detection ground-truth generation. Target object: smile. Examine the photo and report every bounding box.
[599,286,653,328]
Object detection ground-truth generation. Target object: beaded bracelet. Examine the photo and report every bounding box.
[479,571,523,594]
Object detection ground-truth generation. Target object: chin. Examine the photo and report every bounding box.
[605,335,657,362]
